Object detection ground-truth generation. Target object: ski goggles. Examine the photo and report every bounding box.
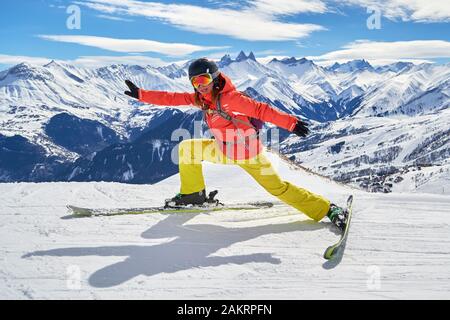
[190,73,214,89]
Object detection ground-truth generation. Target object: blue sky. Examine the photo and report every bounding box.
[1,0,449,70]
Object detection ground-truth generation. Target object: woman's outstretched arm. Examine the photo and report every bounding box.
[139,90,195,106]
[227,91,310,137]
[227,91,298,131]
[124,80,195,106]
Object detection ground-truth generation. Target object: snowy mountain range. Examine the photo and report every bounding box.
[0,51,449,194]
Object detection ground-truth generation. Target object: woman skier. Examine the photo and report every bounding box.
[124,58,348,230]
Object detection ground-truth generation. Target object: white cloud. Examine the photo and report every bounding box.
[49,4,66,9]
[205,51,240,60]
[336,0,450,22]
[251,0,327,16]
[0,54,171,69]
[254,49,287,56]
[79,0,450,27]
[208,0,327,15]
[0,54,52,66]
[96,14,133,22]
[38,35,229,56]
[307,40,450,63]
[75,0,326,41]
[69,55,168,67]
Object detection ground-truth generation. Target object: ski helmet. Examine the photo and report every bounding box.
[188,58,219,80]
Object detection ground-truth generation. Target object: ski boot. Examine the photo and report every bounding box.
[327,203,348,232]
[164,189,221,208]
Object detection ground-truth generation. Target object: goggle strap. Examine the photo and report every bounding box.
[211,70,220,79]
[190,71,220,81]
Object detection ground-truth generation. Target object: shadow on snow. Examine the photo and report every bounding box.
[23,212,331,288]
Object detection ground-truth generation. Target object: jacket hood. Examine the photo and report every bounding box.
[196,73,236,102]
[218,73,236,94]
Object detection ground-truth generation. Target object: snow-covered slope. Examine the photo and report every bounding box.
[1,56,447,141]
[328,59,374,73]
[1,151,449,299]
[0,53,448,192]
[281,108,450,194]
[0,61,191,141]
[352,63,450,117]
[4,54,445,146]
[268,57,339,102]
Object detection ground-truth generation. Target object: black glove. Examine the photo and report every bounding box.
[124,80,140,99]
[292,119,310,137]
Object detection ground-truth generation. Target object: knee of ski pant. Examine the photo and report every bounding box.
[263,181,289,197]
[253,175,289,197]
[178,139,200,163]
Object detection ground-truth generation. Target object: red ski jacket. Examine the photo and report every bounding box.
[139,73,298,160]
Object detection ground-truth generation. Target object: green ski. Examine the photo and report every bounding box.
[66,201,274,218]
[324,195,354,260]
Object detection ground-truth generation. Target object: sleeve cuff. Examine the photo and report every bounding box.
[289,120,297,132]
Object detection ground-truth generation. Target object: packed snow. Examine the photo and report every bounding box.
[1,151,449,299]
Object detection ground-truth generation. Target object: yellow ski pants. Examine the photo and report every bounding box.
[178,139,330,221]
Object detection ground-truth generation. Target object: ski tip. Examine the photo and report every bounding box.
[323,246,337,260]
